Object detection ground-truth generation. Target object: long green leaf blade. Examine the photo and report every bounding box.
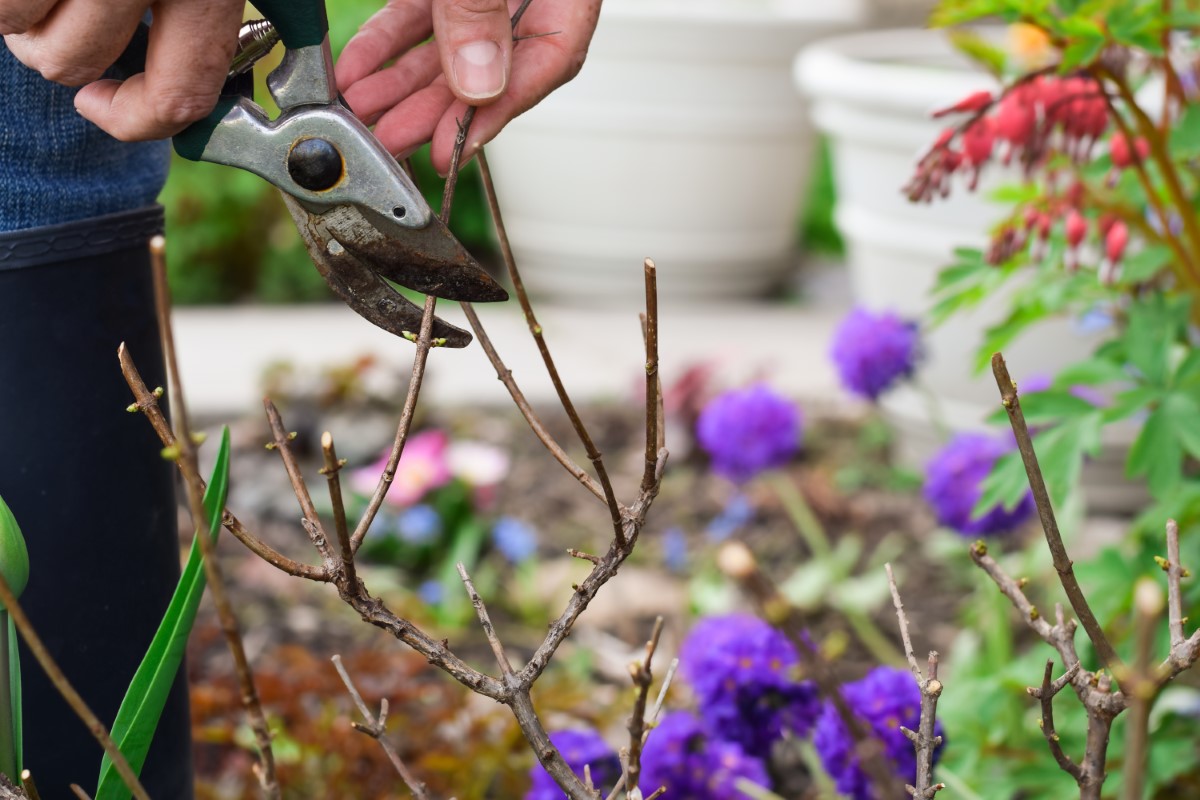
[95,428,231,800]
[9,615,19,776]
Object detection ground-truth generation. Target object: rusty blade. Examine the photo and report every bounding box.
[317,205,508,303]
[282,194,473,347]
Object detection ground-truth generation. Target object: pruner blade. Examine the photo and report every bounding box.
[282,195,475,348]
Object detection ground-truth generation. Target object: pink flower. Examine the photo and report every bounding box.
[350,430,452,508]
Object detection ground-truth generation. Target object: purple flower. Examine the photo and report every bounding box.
[696,385,801,483]
[640,712,771,799]
[812,666,946,800]
[492,516,538,563]
[417,579,444,605]
[679,614,819,752]
[830,308,921,401]
[526,729,621,800]
[923,432,1035,537]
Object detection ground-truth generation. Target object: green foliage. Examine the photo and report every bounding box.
[96,429,231,800]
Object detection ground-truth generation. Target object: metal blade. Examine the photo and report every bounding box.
[282,194,473,347]
[318,205,509,303]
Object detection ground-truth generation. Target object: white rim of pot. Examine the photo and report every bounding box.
[795,27,999,115]
[600,0,867,26]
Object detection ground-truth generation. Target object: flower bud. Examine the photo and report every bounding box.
[995,93,1036,147]
[1106,220,1129,263]
[0,495,30,607]
[962,117,996,166]
[1109,133,1150,168]
[1065,209,1088,248]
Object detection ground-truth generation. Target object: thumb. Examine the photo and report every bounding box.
[432,0,512,104]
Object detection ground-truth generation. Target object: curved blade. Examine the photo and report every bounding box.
[282,195,473,347]
[319,205,508,303]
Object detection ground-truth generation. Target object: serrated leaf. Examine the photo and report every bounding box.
[96,428,231,800]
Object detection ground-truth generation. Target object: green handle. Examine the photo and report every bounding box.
[251,0,329,50]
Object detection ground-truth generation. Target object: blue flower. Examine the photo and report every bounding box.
[492,516,538,563]
[662,527,688,572]
[830,307,921,401]
[397,504,442,544]
[640,712,771,799]
[526,729,621,800]
[417,579,444,605]
[812,666,946,800]
[696,385,801,483]
[679,614,819,752]
[706,493,755,542]
[923,432,1035,537]
[365,509,398,539]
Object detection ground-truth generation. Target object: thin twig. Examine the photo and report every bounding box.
[641,261,661,493]
[886,565,944,798]
[625,618,664,795]
[476,149,626,545]
[332,655,431,800]
[457,563,516,681]
[119,345,328,581]
[68,787,91,800]
[263,399,333,563]
[1031,660,1084,780]
[321,432,358,590]
[990,353,1123,679]
[0,570,149,800]
[149,237,280,799]
[1164,519,1187,648]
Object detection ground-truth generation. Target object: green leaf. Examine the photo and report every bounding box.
[976,448,1031,515]
[1127,405,1184,497]
[1118,244,1173,285]
[96,428,231,800]
[1054,357,1130,387]
[1059,32,1107,70]
[8,616,19,777]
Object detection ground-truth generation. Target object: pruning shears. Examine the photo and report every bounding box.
[116,0,507,348]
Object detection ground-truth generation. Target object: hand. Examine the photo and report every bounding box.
[2,0,244,141]
[336,0,601,175]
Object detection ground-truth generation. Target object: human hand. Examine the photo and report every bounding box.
[2,0,244,141]
[336,0,601,175]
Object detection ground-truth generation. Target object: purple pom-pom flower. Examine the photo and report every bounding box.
[812,666,946,800]
[640,712,771,799]
[830,308,921,401]
[923,432,1035,537]
[679,614,819,752]
[696,385,801,483]
[526,729,621,800]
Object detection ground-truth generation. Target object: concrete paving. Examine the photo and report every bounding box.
[173,262,854,418]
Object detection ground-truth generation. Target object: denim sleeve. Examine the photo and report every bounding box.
[0,45,170,233]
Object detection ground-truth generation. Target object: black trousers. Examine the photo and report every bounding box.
[0,206,194,799]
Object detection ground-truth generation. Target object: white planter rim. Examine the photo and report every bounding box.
[600,0,866,26]
[795,27,999,115]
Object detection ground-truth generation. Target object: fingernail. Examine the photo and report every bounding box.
[452,40,505,100]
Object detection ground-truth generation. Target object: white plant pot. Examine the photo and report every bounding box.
[796,28,1143,512]
[485,0,866,304]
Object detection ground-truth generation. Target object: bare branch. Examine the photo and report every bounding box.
[641,260,661,493]
[332,655,432,799]
[476,149,626,546]
[457,562,516,680]
[625,617,664,795]
[990,353,1123,680]
[263,399,333,563]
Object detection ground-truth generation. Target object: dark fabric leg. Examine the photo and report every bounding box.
[0,206,193,799]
